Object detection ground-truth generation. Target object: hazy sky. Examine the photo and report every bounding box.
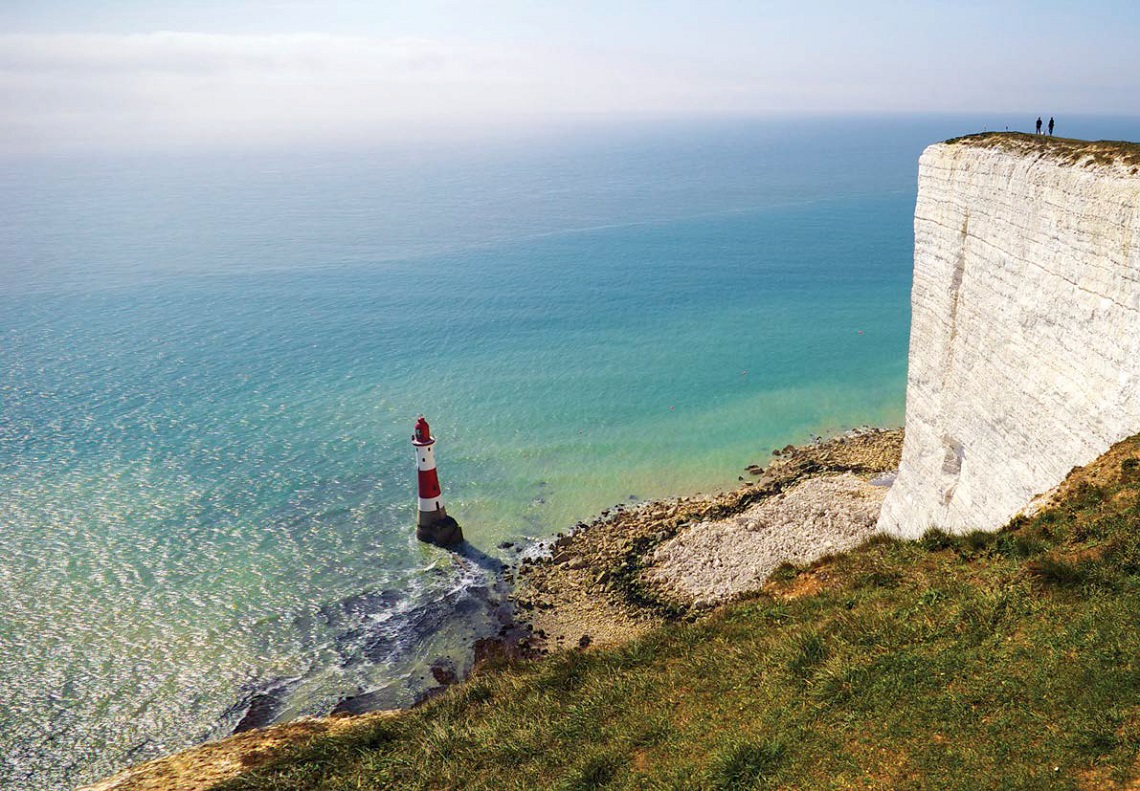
[2,1,1138,152]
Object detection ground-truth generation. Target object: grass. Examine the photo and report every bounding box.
[944,131,1140,170]
[206,436,1140,790]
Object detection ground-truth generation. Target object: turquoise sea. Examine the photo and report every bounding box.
[3,116,1136,789]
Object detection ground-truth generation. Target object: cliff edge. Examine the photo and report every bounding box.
[879,133,1140,538]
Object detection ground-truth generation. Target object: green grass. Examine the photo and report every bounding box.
[212,438,1140,790]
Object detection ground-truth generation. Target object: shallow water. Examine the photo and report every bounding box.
[4,116,1135,789]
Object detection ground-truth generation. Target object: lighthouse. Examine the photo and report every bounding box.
[412,416,463,546]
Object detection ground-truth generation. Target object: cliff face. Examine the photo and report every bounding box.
[879,135,1140,538]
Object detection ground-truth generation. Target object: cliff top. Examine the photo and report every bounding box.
[944,131,1140,171]
[948,132,1140,173]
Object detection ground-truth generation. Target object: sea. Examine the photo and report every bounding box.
[3,114,1137,789]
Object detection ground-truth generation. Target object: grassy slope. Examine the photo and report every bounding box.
[212,435,1140,790]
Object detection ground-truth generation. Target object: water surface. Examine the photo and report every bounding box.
[8,115,1132,789]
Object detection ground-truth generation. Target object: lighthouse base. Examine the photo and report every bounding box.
[417,515,464,547]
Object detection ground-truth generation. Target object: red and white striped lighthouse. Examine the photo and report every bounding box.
[412,416,463,546]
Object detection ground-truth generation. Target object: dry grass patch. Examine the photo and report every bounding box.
[946,132,1140,170]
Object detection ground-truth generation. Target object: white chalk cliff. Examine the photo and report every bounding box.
[878,135,1140,538]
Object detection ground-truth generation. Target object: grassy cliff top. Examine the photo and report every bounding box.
[945,131,1140,170]
[92,434,1140,790]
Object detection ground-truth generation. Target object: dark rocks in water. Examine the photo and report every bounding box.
[331,690,395,717]
[233,694,281,733]
[430,659,458,686]
[498,541,515,550]
[360,633,400,664]
[320,589,402,623]
[473,636,516,666]
[223,532,520,734]
[226,678,300,734]
[454,541,506,573]
[309,589,409,666]
[472,616,539,668]
[451,596,482,618]
[417,515,463,547]
[123,738,157,762]
[354,585,489,663]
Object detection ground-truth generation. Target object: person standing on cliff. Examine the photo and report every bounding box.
[1036,117,1043,134]
[1048,117,1055,136]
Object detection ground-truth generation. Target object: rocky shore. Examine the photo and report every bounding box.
[509,427,903,653]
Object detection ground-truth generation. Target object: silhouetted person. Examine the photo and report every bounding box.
[1048,117,1055,136]
[1036,117,1042,134]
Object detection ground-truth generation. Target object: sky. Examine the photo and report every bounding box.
[1,0,1138,152]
